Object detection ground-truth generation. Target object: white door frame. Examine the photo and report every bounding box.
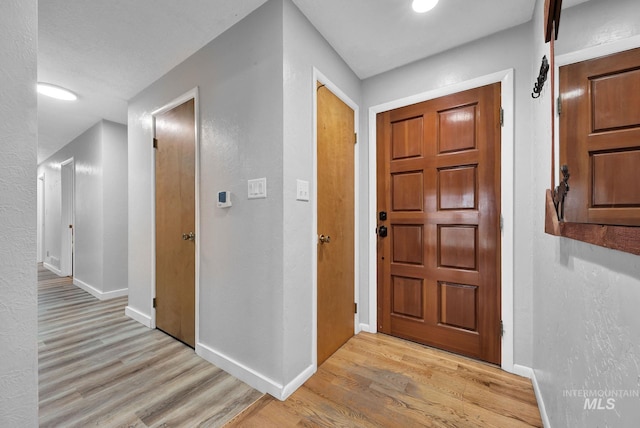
[60,158,75,277]
[312,68,360,369]
[150,87,200,345]
[367,69,516,373]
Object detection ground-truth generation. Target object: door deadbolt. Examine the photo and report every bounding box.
[182,232,195,241]
[379,211,387,221]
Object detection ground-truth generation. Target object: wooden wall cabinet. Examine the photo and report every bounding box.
[546,47,640,255]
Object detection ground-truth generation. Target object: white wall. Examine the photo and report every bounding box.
[0,0,38,425]
[127,0,362,398]
[102,121,128,293]
[128,0,286,393]
[531,0,640,426]
[38,120,128,299]
[361,21,535,367]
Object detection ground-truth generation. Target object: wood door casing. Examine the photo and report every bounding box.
[317,83,355,366]
[560,47,640,226]
[155,98,196,348]
[377,83,501,364]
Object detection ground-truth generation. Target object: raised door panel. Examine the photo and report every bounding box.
[392,116,423,159]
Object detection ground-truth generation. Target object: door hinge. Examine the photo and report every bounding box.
[556,96,562,115]
[500,108,504,127]
[354,132,358,144]
[500,214,504,231]
[354,303,358,314]
[153,298,157,308]
[153,138,158,149]
[500,320,504,337]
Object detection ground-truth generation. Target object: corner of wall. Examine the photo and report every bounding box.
[125,305,152,328]
[0,0,38,425]
[196,341,315,401]
[530,368,551,428]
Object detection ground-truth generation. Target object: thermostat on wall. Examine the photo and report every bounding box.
[217,191,232,208]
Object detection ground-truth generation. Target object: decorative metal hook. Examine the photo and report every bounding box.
[552,165,570,221]
[532,55,550,98]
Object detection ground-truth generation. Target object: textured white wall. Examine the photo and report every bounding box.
[361,21,536,367]
[0,0,38,425]
[102,121,128,293]
[282,0,362,384]
[531,0,640,426]
[128,0,285,386]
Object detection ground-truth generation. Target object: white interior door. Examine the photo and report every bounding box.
[61,159,74,277]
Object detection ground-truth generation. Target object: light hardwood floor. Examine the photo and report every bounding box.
[39,265,542,427]
[228,333,543,427]
[38,265,262,427]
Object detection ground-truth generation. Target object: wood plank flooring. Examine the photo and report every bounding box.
[228,333,543,428]
[38,264,542,427]
[38,265,263,427]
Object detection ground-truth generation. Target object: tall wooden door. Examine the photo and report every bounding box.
[377,83,501,364]
[317,83,355,366]
[155,98,196,348]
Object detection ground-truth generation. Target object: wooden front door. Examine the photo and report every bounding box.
[377,83,501,364]
[155,98,196,348]
[317,83,355,366]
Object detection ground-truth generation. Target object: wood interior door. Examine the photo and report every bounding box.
[317,83,355,366]
[377,83,501,364]
[560,47,640,226]
[155,98,196,348]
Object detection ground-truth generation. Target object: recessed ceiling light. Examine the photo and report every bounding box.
[412,0,439,13]
[37,83,78,101]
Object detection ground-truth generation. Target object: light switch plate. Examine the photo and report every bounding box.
[248,178,267,199]
[296,179,309,201]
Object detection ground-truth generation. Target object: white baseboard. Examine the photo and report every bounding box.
[531,368,551,428]
[125,306,153,328]
[512,364,534,379]
[281,364,315,400]
[359,323,376,333]
[43,262,63,276]
[196,342,315,401]
[73,277,128,301]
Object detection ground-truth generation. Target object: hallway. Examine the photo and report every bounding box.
[37,265,262,427]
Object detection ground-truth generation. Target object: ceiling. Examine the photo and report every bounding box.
[37,0,591,163]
